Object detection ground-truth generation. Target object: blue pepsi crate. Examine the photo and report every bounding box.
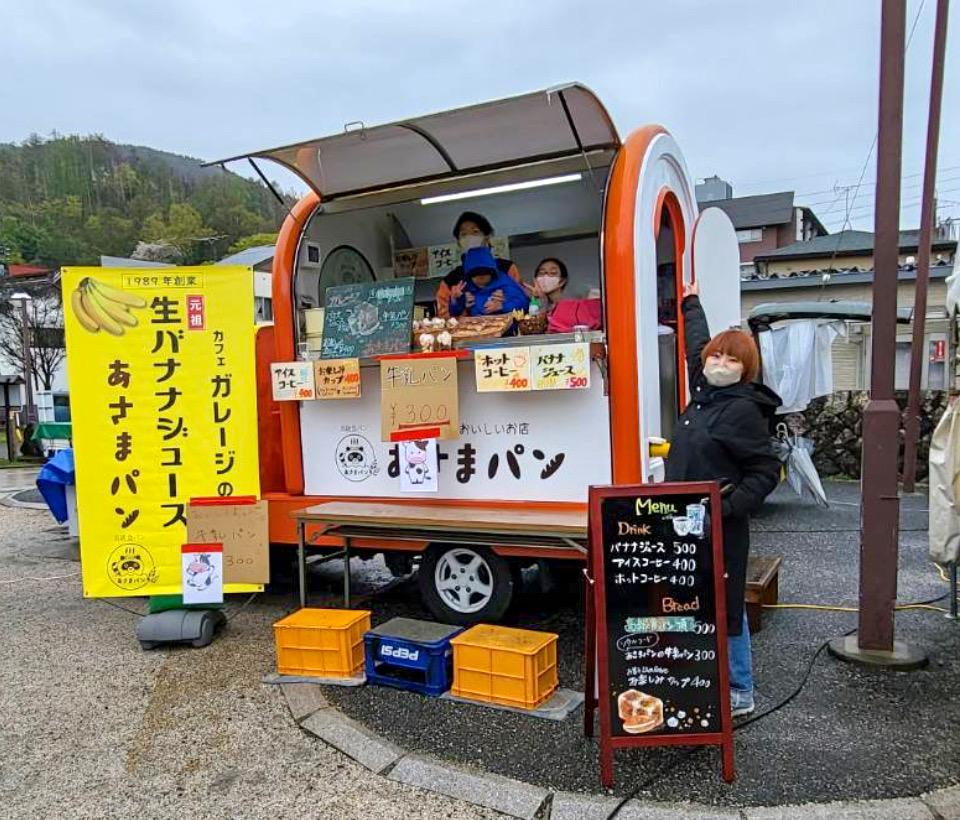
[364,617,463,697]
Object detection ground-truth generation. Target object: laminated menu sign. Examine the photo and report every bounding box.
[531,343,590,390]
[315,358,361,399]
[474,346,531,392]
[584,482,734,788]
[271,362,316,401]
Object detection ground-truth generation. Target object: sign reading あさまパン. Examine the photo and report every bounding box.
[62,266,261,598]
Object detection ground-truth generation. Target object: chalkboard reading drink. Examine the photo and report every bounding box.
[585,482,734,788]
[320,278,415,359]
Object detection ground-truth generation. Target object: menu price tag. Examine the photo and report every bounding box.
[585,482,734,788]
[271,362,316,401]
[531,343,590,391]
[474,347,531,392]
[187,498,269,585]
[380,354,459,441]
[315,358,361,399]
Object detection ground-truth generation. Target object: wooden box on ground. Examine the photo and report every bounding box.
[273,608,371,678]
[450,624,558,710]
[745,556,782,633]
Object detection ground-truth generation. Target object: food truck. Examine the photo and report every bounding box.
[211,84,741,624]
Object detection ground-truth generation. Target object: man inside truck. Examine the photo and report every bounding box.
[434,211,521,317]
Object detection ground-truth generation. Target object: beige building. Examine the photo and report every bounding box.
[743,227,957,391]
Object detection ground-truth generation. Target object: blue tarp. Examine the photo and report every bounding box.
[36,448,74,524]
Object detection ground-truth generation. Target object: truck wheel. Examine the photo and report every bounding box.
[418,544,513,625]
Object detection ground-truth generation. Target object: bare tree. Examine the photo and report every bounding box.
[0,277,66,392]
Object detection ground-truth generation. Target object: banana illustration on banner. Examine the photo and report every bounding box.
[70,277,147,336]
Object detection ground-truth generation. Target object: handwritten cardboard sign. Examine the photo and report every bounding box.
[271,361,316,401]
[380,355,459,441]
[186,499,269,584]
[531,343,590,391]
[474,346,531,392]
[315,358,361,399]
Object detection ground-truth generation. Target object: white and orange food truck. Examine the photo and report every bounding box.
[212,84,741,624]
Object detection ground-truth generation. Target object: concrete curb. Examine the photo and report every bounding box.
[279,683,960,820]
[0,489,46,511]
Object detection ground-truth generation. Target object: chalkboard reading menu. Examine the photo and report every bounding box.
[585,482,734,788]
[320,278,415,359]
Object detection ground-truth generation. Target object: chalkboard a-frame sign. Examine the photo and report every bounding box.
[584,482,734,788]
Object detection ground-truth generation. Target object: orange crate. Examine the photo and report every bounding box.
[273,608,371,678]
[450,624,558,710]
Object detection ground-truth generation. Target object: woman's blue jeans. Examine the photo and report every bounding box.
[728,612,753,693]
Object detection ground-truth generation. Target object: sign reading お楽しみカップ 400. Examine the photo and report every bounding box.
[62,266,261,598]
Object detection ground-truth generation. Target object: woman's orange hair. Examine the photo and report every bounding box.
[702,329,760,383]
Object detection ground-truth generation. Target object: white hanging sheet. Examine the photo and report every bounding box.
[929,401,960,564]
[758,320,844,414]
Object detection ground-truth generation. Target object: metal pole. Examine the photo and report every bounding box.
[297,519,307,609]
[18,301,36,426]
[2,385,12,462]
[829,0,925,668]
[950,562,958,620]
[903,0,951,492]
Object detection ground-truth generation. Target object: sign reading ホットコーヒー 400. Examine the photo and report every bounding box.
[61,266,260,598]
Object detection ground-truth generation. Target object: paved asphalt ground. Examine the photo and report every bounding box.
[1,480,957,816]
[317,482,960,806]
[0,503,494,819]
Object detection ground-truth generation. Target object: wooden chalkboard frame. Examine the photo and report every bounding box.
[584,481,734,788]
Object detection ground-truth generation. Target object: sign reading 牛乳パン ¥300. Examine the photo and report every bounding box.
[61,266,261,598]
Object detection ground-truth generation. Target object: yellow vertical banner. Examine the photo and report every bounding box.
[61,266,261,597]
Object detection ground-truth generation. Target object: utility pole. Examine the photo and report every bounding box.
[902,0,950,492]
[829,0,926,669]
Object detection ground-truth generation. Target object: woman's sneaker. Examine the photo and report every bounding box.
[731,688,755,717]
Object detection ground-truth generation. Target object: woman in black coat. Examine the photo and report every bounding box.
[665,282,782,716]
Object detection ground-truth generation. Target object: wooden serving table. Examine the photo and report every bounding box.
[291,501,588,608]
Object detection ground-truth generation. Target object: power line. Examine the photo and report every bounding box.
[800,170,960,206]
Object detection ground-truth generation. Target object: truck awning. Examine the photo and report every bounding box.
[747,300,913,330]
[207,84,619,201]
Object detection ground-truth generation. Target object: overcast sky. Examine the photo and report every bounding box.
[5,0,959,232]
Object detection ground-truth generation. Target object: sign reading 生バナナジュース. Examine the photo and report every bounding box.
[61,266,261,598]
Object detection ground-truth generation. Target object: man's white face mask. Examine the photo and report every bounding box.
[459,234,485,251]
[704,360,743,387]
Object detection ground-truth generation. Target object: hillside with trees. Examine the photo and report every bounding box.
[0,134,291,268]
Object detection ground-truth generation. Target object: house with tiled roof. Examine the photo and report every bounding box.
[740,223,958,390]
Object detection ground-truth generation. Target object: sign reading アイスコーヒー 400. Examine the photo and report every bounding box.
[62,267,261,598]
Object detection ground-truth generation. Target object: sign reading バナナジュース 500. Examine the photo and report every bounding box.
[62,266,261,598]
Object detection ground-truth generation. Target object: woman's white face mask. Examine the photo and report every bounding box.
[458,234,486,251]
[536,274,562,294]
[704,359,743,387]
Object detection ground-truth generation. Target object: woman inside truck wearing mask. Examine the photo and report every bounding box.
[435,211,521,317]
[522,257,569,317]
[665,281,782,719]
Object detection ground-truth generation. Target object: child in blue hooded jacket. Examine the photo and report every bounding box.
[449,247,530,317]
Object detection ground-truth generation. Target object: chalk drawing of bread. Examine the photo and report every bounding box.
[617,689,664,734]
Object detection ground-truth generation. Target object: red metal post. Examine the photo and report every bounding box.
[902,0,950,492]
[858,0,906,651]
